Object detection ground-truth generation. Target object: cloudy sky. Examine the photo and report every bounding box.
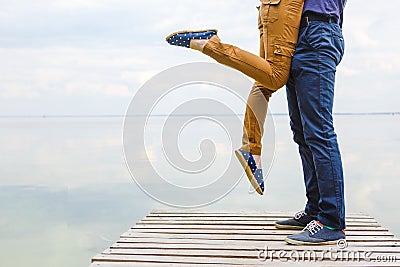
[0,0,399,116]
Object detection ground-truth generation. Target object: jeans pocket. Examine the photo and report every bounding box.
[332,32,345,65]
[304,23,328,50]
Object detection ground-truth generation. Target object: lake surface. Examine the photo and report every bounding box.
[0,115,399,267]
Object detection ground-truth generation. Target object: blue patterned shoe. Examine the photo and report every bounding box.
[165,29,218,48]
[234,149,264,195]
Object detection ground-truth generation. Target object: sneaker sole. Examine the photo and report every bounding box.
[165,29,218,42]
[284,237,340,246]
[274,223,305,230]
[234,150,263,195]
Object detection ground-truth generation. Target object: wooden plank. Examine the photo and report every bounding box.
[102,247,400,259]
[90,263,180,267]
[142,217,377,223]
[120,232,400,242]
[91,261,400,267]
[127,228,394,237]
[90,263,248,267]
[148,216,374,221]
[92,253,264,265]
[151,210,372,218]
[132,224,388,231]
[117,237,400,247]
[145,213,374,220]
[118,238,400,247]
[110,242,400,253]
[92,253,399,265]
[136,220,380,227]
[102,246,400,260]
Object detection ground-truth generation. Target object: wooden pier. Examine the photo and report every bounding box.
[91,210,400,266]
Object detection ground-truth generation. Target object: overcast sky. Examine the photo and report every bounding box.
[0,0,399,116]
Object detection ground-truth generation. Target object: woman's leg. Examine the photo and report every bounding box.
[240,11,273,159]
[239,0,303,158]
[201,0,303,91]
[241,85,273,160]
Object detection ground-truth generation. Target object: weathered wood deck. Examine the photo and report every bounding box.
[91,210,400,266]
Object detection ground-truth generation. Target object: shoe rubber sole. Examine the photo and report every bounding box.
[274,223,305,230]
[234,149,263,195]
[284,237,341,246]
[165,29,218,42]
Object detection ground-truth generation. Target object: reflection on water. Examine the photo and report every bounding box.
[0,115,399,267]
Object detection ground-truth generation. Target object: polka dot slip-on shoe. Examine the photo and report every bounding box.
[234,149,264,195]
[165,29,218,48]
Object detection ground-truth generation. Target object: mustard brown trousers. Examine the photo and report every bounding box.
[203,0,304,155]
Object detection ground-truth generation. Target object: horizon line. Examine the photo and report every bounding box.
[0,112,399,119]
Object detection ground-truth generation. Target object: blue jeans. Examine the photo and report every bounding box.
[286,21,345,230]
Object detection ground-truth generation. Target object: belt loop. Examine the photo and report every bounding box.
[305,16,309,26]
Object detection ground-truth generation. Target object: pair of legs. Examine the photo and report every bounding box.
[191,0,304,163]
[191,2,345,231]
[287,21,346,230]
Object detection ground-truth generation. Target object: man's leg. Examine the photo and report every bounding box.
[274,73,320,230]
[291,22,345,230]
[286,73,319,216]
[283,22,346,245]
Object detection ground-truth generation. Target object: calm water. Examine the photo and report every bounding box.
[0,115,399,267]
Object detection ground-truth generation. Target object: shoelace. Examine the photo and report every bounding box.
[294,210,307,220]
[304,220,323,235]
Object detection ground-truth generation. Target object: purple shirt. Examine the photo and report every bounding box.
[303,0,347,26]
